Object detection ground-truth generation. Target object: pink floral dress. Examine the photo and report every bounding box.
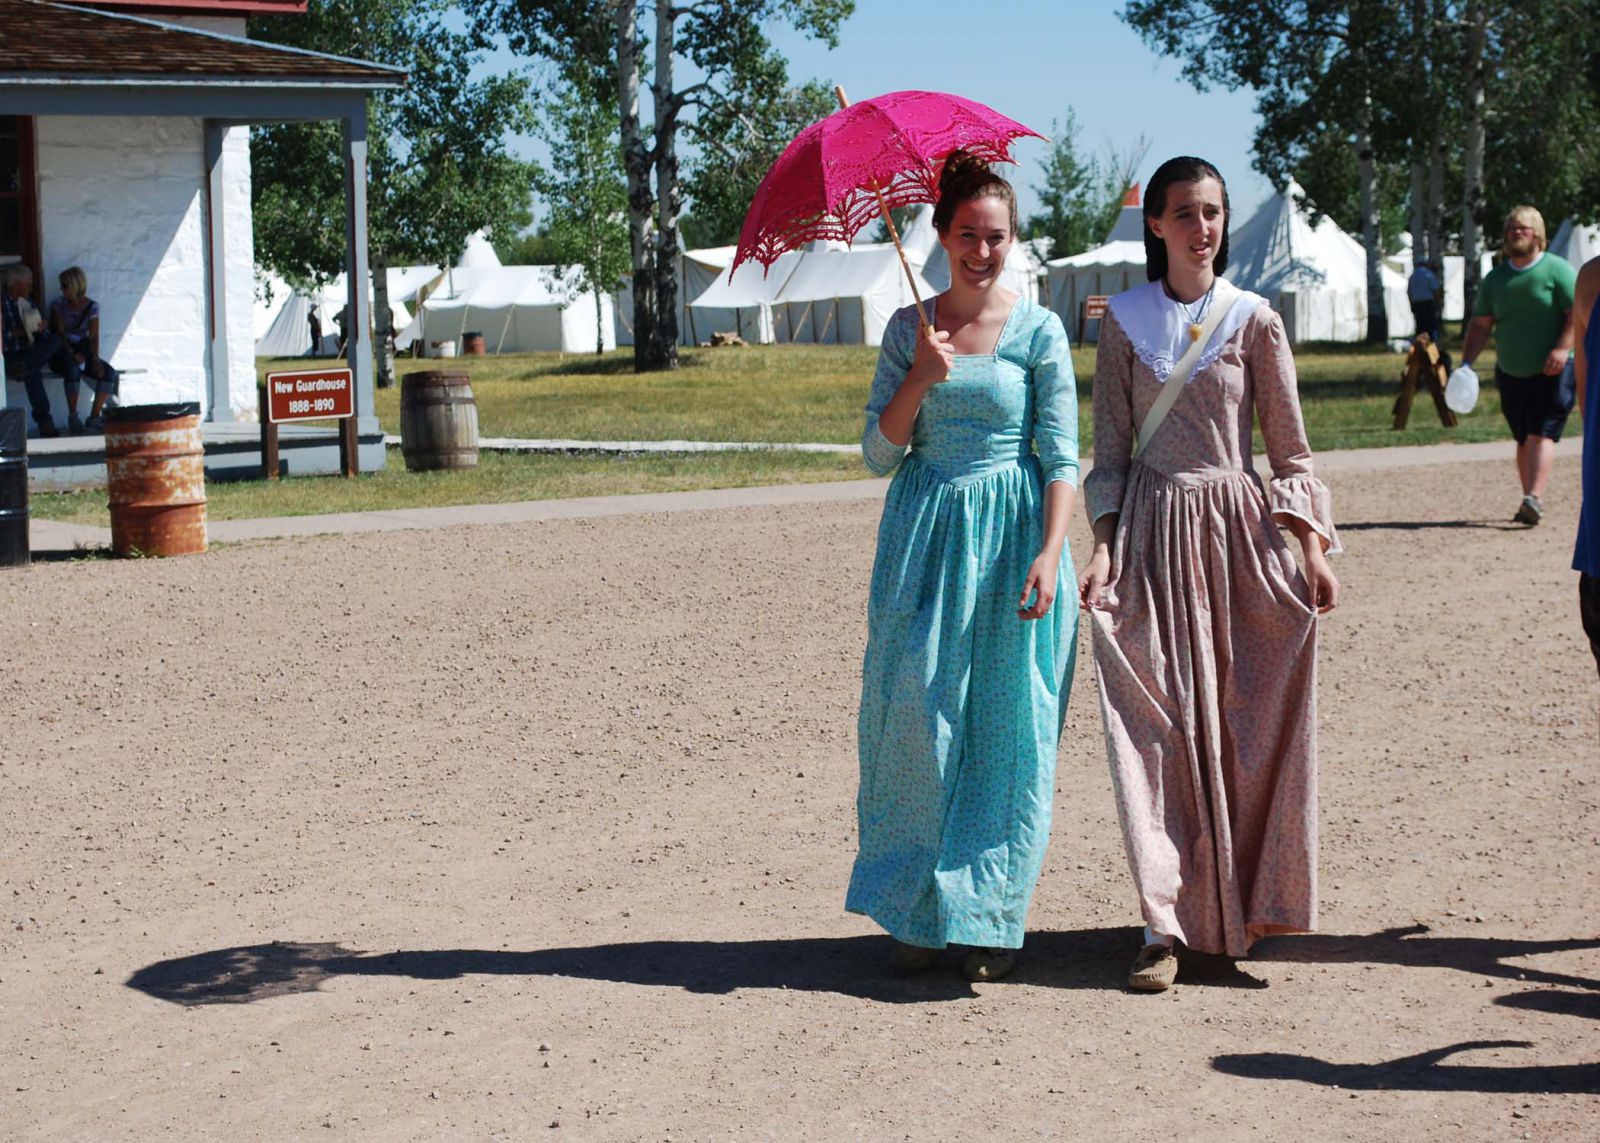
[1083,280,1339,958]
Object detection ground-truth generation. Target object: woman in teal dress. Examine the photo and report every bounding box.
[845,152,1080,982]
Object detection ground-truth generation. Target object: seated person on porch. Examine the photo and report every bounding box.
[50,265,119,433]
[2,262,78,438]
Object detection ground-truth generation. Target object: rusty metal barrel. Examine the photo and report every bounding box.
[105,402,207,557]
[400,370,479,471]
[0,408,28,568]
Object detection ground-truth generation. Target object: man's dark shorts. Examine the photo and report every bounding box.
[1497,364,1577,443]
[1582,574,1600,676]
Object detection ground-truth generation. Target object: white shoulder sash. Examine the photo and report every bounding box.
[1134,279,1241,457]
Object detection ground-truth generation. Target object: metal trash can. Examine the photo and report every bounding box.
[105,402,207,557]
[0,407,28,568]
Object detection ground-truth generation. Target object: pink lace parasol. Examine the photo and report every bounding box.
[730,89,1044,277]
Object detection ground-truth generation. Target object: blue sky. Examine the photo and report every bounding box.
[469,1,1274,227]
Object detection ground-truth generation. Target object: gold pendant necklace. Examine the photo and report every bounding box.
[1166,277,1216,342]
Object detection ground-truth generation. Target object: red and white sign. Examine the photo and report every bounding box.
[1083,295,1110,321]
[264,368,354,424]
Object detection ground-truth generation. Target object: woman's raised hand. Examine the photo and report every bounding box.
[910,324,955,389]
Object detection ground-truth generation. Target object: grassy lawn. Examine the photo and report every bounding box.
[28,335,1510,528]
[30,446,867,528]
[256,333,1504,455]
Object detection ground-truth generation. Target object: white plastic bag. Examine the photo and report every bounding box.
[1445,364,1479,415]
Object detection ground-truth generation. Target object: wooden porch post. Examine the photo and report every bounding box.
[341,99,372,476]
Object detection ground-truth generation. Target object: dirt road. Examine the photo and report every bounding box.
[3,453,1596,1140]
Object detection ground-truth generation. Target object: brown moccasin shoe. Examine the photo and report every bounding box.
[1129,942,1178,991]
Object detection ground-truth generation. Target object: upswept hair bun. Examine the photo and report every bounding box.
[933,149,1018,235]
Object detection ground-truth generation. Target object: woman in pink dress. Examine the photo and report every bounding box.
[1078,157,1341,991]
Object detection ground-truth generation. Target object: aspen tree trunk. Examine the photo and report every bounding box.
[615,0,658,371]
[1461,1,1488,321]
[652,0,680,369]
[1357,114,1387,342]
[1408,0,1428,262]
[371,250,395,387]
[1425,0,1448,265]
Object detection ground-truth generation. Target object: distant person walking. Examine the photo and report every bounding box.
[1462,206,1577,526]
[1408,257,1444,348]
[1079,156,1339,992]
[847,152,1080,984]
[1573,254,1600,676]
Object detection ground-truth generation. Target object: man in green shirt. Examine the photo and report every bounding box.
[1463,205,1578,526]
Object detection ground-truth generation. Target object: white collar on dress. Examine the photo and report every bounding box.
[1107,277,1265,382]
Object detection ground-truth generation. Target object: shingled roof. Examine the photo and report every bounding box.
[0,1,403,86]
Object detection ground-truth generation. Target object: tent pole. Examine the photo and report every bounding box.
[835,86,931,337]
[495,307,513,355]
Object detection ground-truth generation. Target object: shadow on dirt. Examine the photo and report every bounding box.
[1217,925,1600,1094]
[1336,519,1523,532]
[1249,924,1600,990]
[1213,1040,1600,1094]
[126,925,1274,1007]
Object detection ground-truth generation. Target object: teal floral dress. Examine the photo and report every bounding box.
[846,298,1080,951]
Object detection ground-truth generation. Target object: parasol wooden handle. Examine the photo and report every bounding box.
[834,86,932,337]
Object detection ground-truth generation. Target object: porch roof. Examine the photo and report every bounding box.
[2,1,402,93]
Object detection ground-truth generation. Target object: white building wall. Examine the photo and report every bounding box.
[220,125,258,420]
[33,115,257,421]
[36,116,209,412]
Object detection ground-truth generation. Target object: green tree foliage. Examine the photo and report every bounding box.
[250,0,535,384]
[1123,0,1600,327]
[684,75,837,248]
[1123,0,1401,339]
[494,228,562,266]
[531,66,630,354]
[473,0,853,372]
[1025,109,1143,259]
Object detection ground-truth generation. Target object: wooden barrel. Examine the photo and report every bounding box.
[0,408,28,569]
[400,370,479,471]
[105,403,207,557]
[461,331,487,356]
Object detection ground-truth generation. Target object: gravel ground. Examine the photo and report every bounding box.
[2,452,1596,1141]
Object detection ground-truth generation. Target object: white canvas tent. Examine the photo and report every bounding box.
[1551,218,1600,268]
[1046,240,1147,342]
[685,239,935,347]
[254,265,438,357]
[766,244,938,345]
[1043,193,1150,341]
[615,245,769,346]
[457,229,503,269]
[684,249,802,345]
[1225,182,1413,344]
[399,265,616,354]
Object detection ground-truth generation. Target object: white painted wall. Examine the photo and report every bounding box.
[36,116,209,415]
[220,125,258,421]
[19,115,257,423]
